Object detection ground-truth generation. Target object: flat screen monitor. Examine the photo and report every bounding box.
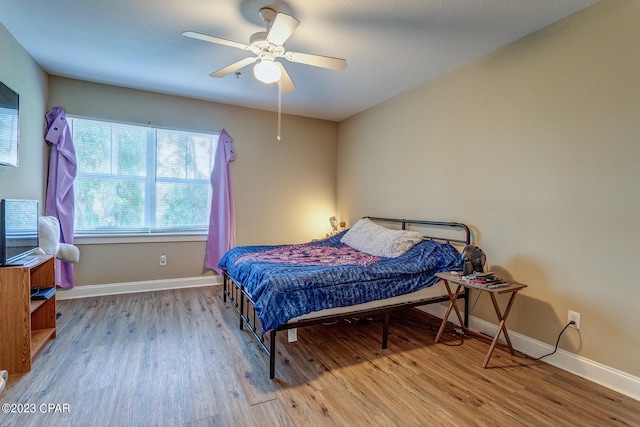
[0,199,39,266]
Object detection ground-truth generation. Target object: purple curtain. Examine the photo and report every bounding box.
[44,107,77,289]
[204,129,236,273]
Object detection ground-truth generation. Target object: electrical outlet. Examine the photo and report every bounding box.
[160,254,167,266]
[568,310,580,329]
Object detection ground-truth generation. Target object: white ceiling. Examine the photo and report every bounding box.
[1,0,598,122]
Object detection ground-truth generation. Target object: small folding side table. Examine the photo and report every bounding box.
[434,271,527,368]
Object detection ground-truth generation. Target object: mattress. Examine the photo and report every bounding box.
[290,279,456,322]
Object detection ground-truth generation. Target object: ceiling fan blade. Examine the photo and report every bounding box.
[210,57,258,78]
[276,62,296,93]
[183,31,251,51]
[284,51,347,71]
[266,13,300,46]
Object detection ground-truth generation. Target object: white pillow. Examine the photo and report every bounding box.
[39,216,60,256]
[38,216,80,263]
[340,218,423,258]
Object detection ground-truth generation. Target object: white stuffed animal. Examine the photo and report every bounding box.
[37,216,80,263]
[0,369,7,394]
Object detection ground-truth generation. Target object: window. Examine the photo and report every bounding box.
[0,81,19,167]
[69,117,217,235]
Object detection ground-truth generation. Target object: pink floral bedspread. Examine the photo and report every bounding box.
[235,244,380,267]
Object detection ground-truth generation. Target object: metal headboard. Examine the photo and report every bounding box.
[366,217,471,246]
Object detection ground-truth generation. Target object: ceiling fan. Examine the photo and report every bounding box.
[183,7,347,93]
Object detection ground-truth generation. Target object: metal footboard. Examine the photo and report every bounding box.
[223,273,271,353]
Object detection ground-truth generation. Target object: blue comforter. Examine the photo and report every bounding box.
[218,231,461,332]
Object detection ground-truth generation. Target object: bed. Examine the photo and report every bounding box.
[219,217,471,379]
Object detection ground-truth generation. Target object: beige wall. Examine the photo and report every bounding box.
[337,0,640,376]
[48,77,338,285]
[0,24,48,203]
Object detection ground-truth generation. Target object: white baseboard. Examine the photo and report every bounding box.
[419,304,640,402]
[56,280,639,402]
[56,275,223,300]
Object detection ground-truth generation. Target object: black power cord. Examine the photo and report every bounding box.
[530,320,576,360]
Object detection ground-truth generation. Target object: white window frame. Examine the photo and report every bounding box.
[68,116,217,243]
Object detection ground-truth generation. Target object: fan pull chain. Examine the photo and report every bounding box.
[277,81,282,141]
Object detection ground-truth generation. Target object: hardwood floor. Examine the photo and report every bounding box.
[1,286,638,426]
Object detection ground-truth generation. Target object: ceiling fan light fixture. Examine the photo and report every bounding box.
[254,58,281,84]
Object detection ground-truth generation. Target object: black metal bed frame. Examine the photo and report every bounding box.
[222,217,471,379]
